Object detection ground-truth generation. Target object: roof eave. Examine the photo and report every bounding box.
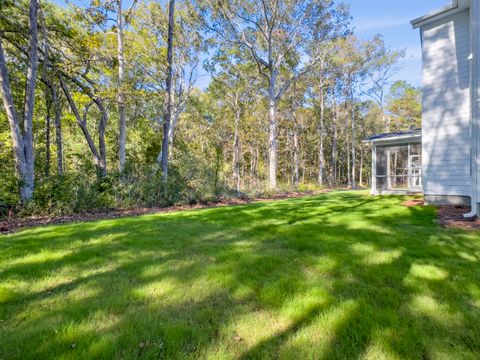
[363,133,422,145]
[411,0,460,29]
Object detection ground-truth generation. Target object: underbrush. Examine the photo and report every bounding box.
[0,143,331,219]
[1,165,327,219]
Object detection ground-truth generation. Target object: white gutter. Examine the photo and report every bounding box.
[363,134,422,146]
[465,0,478,218]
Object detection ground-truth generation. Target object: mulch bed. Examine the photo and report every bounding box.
[402,199,480,229]
[436,205,480,229]
[0,190,331,235]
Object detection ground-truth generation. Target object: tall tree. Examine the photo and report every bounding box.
[204,0,349,188]
[131,1,203,168]
[160,0,175,182]
[361,35,404,132]
[82,0,138,173]
[116,0,127,173]
[0,0,39,202]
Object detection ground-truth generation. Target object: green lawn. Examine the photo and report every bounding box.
[1,191,480,359]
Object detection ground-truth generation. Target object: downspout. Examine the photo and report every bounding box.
[465,0,478,218]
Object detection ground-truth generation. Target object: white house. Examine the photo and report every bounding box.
[368,0,480,216]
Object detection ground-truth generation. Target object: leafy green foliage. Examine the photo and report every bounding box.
[386,80,422,130]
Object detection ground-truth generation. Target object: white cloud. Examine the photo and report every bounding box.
[354,15,415,32]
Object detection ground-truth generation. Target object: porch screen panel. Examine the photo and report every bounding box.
[376,145,409,190]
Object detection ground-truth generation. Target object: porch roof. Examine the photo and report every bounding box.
[364,129,422,145]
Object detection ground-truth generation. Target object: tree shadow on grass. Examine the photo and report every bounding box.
[1,192,480,359]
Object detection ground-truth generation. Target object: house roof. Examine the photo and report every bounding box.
[411,0,469,29]
[365,129,422,144]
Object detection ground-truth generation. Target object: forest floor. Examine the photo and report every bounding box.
[1,191,480,359]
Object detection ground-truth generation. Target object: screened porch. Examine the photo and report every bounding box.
[366,130,422,195]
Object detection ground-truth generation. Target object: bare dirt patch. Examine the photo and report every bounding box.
[0,190,332,234]
[402,199,425,207]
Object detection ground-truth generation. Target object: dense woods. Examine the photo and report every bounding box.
[0,0,421,217]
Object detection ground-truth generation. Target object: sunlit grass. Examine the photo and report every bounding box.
[1,191,480,359]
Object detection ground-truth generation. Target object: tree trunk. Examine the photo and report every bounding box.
[40,5,63,176]
[59,76,105,177]
[45,90,51,177]
[168,97,180,154]
[40,7,51,178]
[97,102,108,177]
[359,144,364,187]
[292,124,299,188]
[382,104,389,132]
[268,80,278,189]
[0,0,38,202]
[350,90,356,189]
[318,78,325,186]
[232,98,241,193]
[159,0,175,183]
[23,0,38,200]
[117,0,127,173]
[51,84,63,175]
[331,94,338,187]
[59,71,108,177]
[0,37,29,199]
[346,104,351,188]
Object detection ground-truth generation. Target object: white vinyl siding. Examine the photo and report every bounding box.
[421,9,471,197]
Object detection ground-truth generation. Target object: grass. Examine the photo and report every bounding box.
[1,191,480,359]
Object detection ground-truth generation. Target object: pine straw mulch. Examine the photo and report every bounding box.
[402,199,480,230]
[0,190,332,235]
[436,205,480,229]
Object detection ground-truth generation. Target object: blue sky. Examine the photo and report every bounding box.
[349,0,449,87]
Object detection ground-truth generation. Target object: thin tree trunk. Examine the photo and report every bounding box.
[59,76,105,177]
[346,107,351,188]
[359,118,366,187]
[51,84,63,175]
[382,98,389,132]
[117,0,127,173]
[318,77,325,186]
[232,97,241,193]
[331,94,338,187]
[60,71,108,177]
[40,6,50,178]
[350,89,356,189]
[45,90,51,177]
[359,145,364,187]
[268,82,278,189]
[159,0,175,183]
[40,4,63,176]
[96,100,108,178]
[293,123,299,188]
